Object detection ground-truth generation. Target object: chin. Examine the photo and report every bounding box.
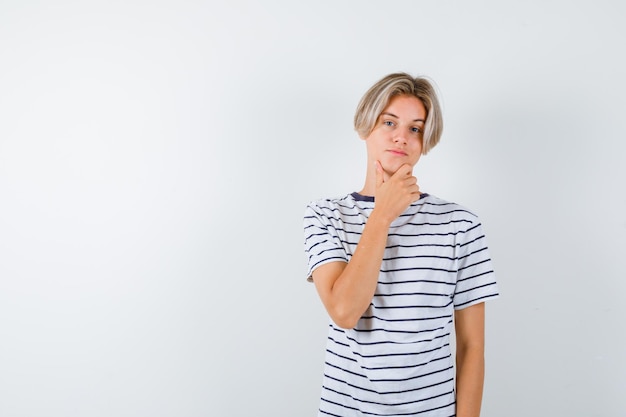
[383,160,414,174]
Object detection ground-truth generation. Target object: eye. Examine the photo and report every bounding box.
[411,126,422,133]
[383,120,394,127]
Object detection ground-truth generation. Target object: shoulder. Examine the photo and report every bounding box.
[413,194,485,236]
[304,193,361,217]
[420,194,480,221]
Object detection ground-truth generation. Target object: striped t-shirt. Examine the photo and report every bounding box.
[303,192,499,417]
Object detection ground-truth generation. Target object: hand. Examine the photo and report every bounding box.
[373,161,421,223]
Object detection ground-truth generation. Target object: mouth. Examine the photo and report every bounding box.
[387,149,408,156]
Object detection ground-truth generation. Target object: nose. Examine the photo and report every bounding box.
[393,131,408,145]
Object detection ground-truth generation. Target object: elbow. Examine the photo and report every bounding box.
[329,307,362,329]
[333,317,359,330]
[456,342,485,363]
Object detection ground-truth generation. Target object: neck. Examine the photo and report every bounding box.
[358,163,381,196]
[358,178,375,196]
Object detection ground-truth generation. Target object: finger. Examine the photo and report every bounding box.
[391,163,413,179]
[410,186,422,202]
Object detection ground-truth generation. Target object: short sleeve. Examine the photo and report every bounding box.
[303,203,349,282]
[453,218,500,309]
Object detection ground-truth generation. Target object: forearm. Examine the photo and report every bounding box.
[324,211,391,328]
[314,162,420,329]
[455,344,485,417]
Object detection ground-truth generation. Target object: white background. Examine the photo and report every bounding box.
[1,1,625,416]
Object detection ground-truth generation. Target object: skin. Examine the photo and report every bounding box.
[311,94,487,417]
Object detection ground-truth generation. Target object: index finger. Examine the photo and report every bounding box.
[391,163,413,178]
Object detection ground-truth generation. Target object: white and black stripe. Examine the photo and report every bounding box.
[303,192,499,417]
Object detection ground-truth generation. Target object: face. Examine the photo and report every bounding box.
[363,94,426,176]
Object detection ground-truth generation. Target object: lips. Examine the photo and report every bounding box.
[387,149,407,156]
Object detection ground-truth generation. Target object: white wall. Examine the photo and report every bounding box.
[1,1,625,416]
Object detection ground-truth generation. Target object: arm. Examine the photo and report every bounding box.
[454,302,486,417]
[311,163,420,329]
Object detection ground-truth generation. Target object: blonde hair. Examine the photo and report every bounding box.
[354,72,443,154]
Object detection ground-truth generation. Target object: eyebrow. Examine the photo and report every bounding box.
[381,112,425,123]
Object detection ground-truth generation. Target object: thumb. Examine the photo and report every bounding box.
[375,161,384,188]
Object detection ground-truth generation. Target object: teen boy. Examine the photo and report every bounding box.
[303,73,499,417]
